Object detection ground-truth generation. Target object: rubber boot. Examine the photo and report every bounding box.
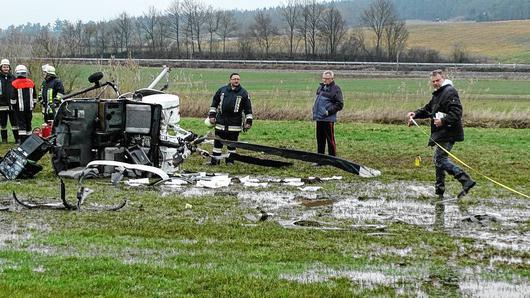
[225,152,235,165]
[435,167,445,199]
[13,130,20,144]
[456,172,476,198]
[1,130,7,144]
[210,155,220,165]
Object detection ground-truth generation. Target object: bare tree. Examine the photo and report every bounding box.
[33,26,61,57]
[361,0,394,59]
[83,22,97,56]
[319,5,346,57]
[60,21,79,57]
[95,21,109,57]
[280,0,301,58]
[166,0,182,56]
[300,0,323,57]
[181,0,207,55]
[384,19,408,61]
[205,6,221,54]
[116,12,133,54]
[249,10,278,56]
[217,11,238,54]
[138,6,160,53]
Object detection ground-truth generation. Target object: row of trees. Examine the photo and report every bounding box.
[0,0,459,63]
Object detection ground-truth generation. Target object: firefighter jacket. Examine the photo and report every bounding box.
[413,80,464,146]
[312,81,343,122]
[0,72,15,110]
[40,75,65,111]
[12,78,36,112]
[209,84,253,132]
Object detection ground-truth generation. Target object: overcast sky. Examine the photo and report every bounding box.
[3,0,288,29]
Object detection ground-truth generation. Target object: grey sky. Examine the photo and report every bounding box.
[3,0,287,29]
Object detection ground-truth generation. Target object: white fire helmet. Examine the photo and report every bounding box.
[15,65,28,77]
[45,65,56,75]
[1,59,10,66]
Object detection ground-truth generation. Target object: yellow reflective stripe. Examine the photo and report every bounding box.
[48,89,53,103]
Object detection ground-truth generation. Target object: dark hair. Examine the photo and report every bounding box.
[430,69,444,77]
[229,73,240,79]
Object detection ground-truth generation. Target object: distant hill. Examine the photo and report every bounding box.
[406,20,530,63]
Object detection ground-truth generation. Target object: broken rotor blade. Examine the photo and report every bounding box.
[228,153,293,168]
[217,139,381,177]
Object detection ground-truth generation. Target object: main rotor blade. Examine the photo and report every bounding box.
[217,139,381,177]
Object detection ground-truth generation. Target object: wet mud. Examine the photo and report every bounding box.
[1,176,528,295]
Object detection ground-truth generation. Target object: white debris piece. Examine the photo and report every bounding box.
[283,178,305,187]
[298,186,322,192]
[321,176,343,181]
[196,176,231,188]
[240,176,268,187]
[125,178,150,186]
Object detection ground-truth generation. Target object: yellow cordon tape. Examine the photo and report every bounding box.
[410,118,529,199]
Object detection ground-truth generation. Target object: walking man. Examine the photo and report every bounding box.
[208,73,253,165]
[407,69,476,198]
[312,70,343,156]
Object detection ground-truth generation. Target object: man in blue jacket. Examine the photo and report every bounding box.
[312,70,343,156]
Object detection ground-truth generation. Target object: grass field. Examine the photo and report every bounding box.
[0,114,528,296]
[43,65,530,128]
[406,20,530,63]
[0,65,527,296]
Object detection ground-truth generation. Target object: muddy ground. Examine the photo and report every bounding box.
[1,174,528,296]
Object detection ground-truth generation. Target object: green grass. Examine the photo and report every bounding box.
[0,66,528,296]
[55,65,529,128]
[1,117,528,296]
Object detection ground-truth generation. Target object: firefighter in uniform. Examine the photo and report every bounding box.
[208,73,253,165]
[0,59,19,143]
[40,64,64,122]
[11,65,36,143]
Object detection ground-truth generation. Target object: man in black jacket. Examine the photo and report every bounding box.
[407,69,476,199]
[208,73,253,165]
[312,70,343,156]
[40,64,64,121]
[0,59,19,143]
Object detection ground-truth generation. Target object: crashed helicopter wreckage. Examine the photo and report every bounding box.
[0,67,380,210]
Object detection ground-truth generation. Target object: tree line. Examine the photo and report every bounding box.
[1,0,503,63]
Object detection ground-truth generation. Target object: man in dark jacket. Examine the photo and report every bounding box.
[312,70,343,156]
[0,59,19,143]
[208,73,253,165]
[40,64,64,122]
[11,65,36,143]
[407,69,476,199]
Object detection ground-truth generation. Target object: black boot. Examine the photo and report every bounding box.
[13,130,20,144]
[1,130,7,144]
[210,156,220,165]
[456,172,476,198]
[435,167,445,198]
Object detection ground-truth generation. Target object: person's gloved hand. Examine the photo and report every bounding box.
[243,119,252,132]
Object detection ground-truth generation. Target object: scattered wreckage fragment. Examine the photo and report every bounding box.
[9,179,127,211]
